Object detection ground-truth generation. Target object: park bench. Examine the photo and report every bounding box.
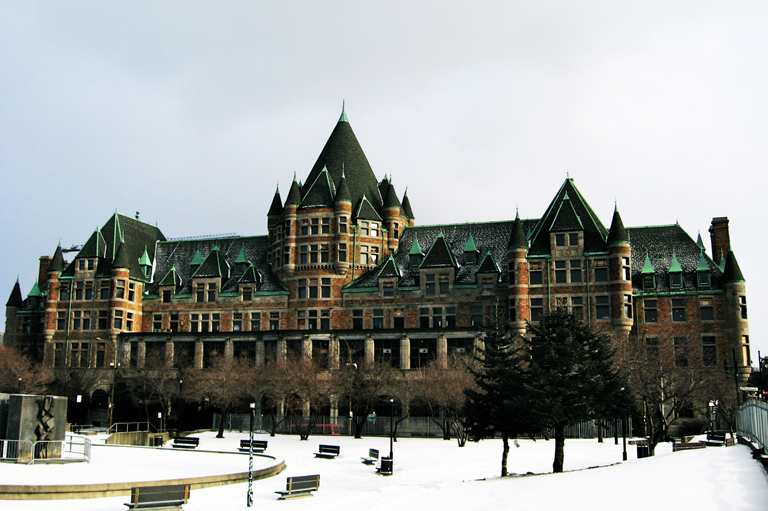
[361,448,379,465]
[314,444,340,459]
[172,437,199,449]
[238,439,268,453]
[275,474,320,500]
[705,431,726,446]
[124,483,190,509]
[673,441,706,452]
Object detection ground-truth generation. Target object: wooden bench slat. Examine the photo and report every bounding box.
[275,475,319,500]
[314,444,340,458]
[125,484,189,509]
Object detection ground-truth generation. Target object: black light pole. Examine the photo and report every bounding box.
[622,418,628,461]
[389,398,394,460]
[247,402,255,507]
[17,378,22,394]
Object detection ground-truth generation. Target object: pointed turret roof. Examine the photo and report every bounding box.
[6,279,23,307]
[421,233,458,268]
[669,250,683,273]
[48,243,65,273]
[409,236,424,256]
[384,180,402,210]
[477,251,500,274]
[112,239,131,269]
[267,185,283,217]
[696,232,706,251]
[508,213,529,250]
[139,247,152,267]
[401,190,414,220]
[235,247,249,265]
[722,249,745,282]
[78,228,108,259]
[28,281,42,298]
[285,177,302,207]
[641,253,655,274]
[528,178,609,255]
[302,106,382,211]
[607,206,629,245]
[190,250,203,267]
[335,169,351,203]
[464,233,478,253]
[695,250,710,272]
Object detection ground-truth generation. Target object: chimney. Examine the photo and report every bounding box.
[709,217,730,266]
[38,256,52,288]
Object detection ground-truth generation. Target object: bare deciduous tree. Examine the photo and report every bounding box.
[333,361,396,439]
[0,345,51,394]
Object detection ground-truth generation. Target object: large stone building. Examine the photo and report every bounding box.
[5,107,751,416]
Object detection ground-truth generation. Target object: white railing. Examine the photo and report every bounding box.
[0,435,91,464]
[736,401,768,449]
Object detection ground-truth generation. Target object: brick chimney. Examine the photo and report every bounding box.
[709,217,730,266]
[38,256,52,288]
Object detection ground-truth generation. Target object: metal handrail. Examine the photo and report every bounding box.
[108,422,157,434]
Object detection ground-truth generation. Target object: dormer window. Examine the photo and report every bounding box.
[555,233,580,247]
[670,272,683,288]
[466,252,476,265]
[697,271,710,287]
[642,274,655,289]
[409,253,421,267]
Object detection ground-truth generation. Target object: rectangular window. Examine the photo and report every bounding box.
[594,259,608,282]
[307,310,318,330]
[270,312,280,330]
[54,343,65,367]
[508,298,516,322]
[352,309,364,330]
[569,233,579,246]
[322,217,330,234]
[242,288,252,301]
[75,281,84,300]
[425,274,436,295]
[250,312,261,331]
[470,305,484,327]
[320,309,330,330]
[207,283,217,302]
[128,282,136,301]
[646,337,660,360]
[321,278,331,298]
[530,262,543,285]
[622,257,631,281]
[644,299,658,323]
[73,310,82,330]
[196,284,205,303]
[373,309,385,329]
[699,297,714,320]
[642,274,655,289]
[211,313,220,332]
[153,314,162,332]
[162,289,172,303]
[311,218,319,235]
[85,281,93,300]
[555,261,567,284]
[116,280,126,299]
[672,298,686,321]
[339,216,347,234]
[59,286,69,301]
[570,260,582,283]
[596,295,610,319]
[740,296,748,319]
[571,296,583,320]
[283,246,290,265]
[98,311,108,329]
[96,343,106,368]
[191,313,200,333]
[170,312,179,333]
[233,313,242,331]
[697,272,711,287]
[531,298,544,321]
[338,243,347,263]
[114,310,124,330]
[298,279,307,299]
[555,233,566,247]
[383,283,394,297]
[702,336,717,366]
[57,311,66,330]
[670,272,683,288]
[439,273,450,294]
[126,312,133,331]
[624,295,632,319]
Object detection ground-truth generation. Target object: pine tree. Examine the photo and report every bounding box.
[525,309,630,473]
[464,306,535,476]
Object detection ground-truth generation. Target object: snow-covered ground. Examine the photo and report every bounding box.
[2,431,767,510]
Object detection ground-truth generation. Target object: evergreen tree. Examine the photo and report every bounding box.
[525,309,630,473]
[464,307,536,476]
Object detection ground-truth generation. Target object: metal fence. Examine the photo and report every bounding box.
[109,422,156,434]
[736,401,768,449]
[0,435,90,464]
[213,413,631,439]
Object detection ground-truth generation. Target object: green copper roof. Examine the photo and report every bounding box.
[190,250,203,267]
[669,249,683,273]
[696,232,706,251]
[139,247,152,266]
[719,250,726,272]
[695,250,710,272]
[409,236,424,256]
[28,281,42,298]
[339,101,348,123]
[641,253,655,274]
[464,233,478,253]
[235,247,249,265]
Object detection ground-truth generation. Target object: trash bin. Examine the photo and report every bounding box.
[153,435,164,447]
[637,445,650,458]
[379,457,393,475]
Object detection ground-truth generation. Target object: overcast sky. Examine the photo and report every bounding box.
[2,1,767,359]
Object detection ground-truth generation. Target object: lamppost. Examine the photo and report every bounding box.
[247,402,255,507]
[109,362,120,430]
[17,378,22,394]
[389,398,394,460]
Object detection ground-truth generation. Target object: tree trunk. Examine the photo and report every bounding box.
[216,409,226,438]
[501,435,510,477]
[597,420,604,443]
[553,424,565,473]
